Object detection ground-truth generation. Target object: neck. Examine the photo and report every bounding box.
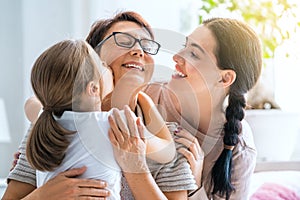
[76,93,101,112]
[108,88,139,111]
[171,90,226,136]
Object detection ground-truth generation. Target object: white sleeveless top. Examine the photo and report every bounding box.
[36,110,121,200]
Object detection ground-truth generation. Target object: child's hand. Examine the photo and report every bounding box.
[10,152,20,171]
[24,96,42,123]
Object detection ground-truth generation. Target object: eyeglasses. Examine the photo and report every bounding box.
[95,32,161,55]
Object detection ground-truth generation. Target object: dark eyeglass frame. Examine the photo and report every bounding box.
[95,32,161,55]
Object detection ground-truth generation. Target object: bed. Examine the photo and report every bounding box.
[245,110,300,199]
[249,161,300,200]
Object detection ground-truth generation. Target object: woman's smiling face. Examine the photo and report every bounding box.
[169,25,222,97]
[98,21,156,110]
[99,21,155,86]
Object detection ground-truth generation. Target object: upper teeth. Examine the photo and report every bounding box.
[124,64,143,71]
[173,70,187,77]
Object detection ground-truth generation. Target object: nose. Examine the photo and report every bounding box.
[130,42,144,57]
[173,52,185,65]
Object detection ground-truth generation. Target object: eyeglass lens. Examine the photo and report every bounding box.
[114,32,160,55]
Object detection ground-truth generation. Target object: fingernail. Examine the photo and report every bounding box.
[108,115,113,121]
[100,181,107,187]
[174,129,179,133]
[105,190,110,195]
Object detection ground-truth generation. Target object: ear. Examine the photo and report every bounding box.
[219,69,236,88]
[86,81,100,97]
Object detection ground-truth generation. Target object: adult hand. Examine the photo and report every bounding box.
[108,106,149,174]
[175,129,204,187]
[23,166,109,200]
[10,151,20,171]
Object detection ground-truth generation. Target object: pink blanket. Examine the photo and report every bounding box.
[250,182,300,200]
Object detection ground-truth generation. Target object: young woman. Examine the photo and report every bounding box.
[110,17,262,200]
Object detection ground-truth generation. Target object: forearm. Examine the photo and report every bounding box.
[145,123,178,163]
[146,137,176,163]
[123,172,167,200]
[124,172,189,200]
[137,92,173,142]
[4,125,37,199]
[188,186,209,200]
[2,180,36,200]
[8,124,37,186]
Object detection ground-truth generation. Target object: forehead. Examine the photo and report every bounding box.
[188,25,217,63]
[106,21,150,38]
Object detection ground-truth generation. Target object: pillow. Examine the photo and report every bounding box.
[250,171,300,200]
[250,182,300,200]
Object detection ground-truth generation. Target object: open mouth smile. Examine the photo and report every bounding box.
[122,63,144,71]
[173,66,187,78]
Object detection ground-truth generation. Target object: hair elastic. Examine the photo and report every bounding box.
[224,144,235,151]
[43,106,53,112]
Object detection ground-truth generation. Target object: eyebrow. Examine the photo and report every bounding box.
[186,37,206,54]
[126,30,151,39]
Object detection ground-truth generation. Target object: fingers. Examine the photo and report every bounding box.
[59,166,87,178]
[78,197,106,200]
[13,152,20,160]
[136,117,145,142]
[77,180,109,199]
[10,152,20,171]
[175,128,198,144]
[58,169,108,194]
[112,108,130,139]
[175,129,204,187]
[178,147,196,163]
[78,179,107,189]
[175,128,201,149]
[108,128,118,148]
[124,105,139,137]
[108,114,124,144]
[109,106,140,141]
[80,187,109,197]
[176,137,201,160]
[175,129,204,160]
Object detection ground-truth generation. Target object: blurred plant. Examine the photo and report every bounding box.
[199,0,300,59]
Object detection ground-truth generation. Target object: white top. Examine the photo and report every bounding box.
[36,110,121,200]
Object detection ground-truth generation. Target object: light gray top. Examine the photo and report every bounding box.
[8,122,197,198]
[7,124,36,186]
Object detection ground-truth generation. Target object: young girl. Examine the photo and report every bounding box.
[25,39,175,200]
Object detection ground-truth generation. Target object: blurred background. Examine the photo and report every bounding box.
[0,0,300,186]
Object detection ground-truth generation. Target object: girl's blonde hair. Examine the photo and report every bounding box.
[27,39,102,171]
